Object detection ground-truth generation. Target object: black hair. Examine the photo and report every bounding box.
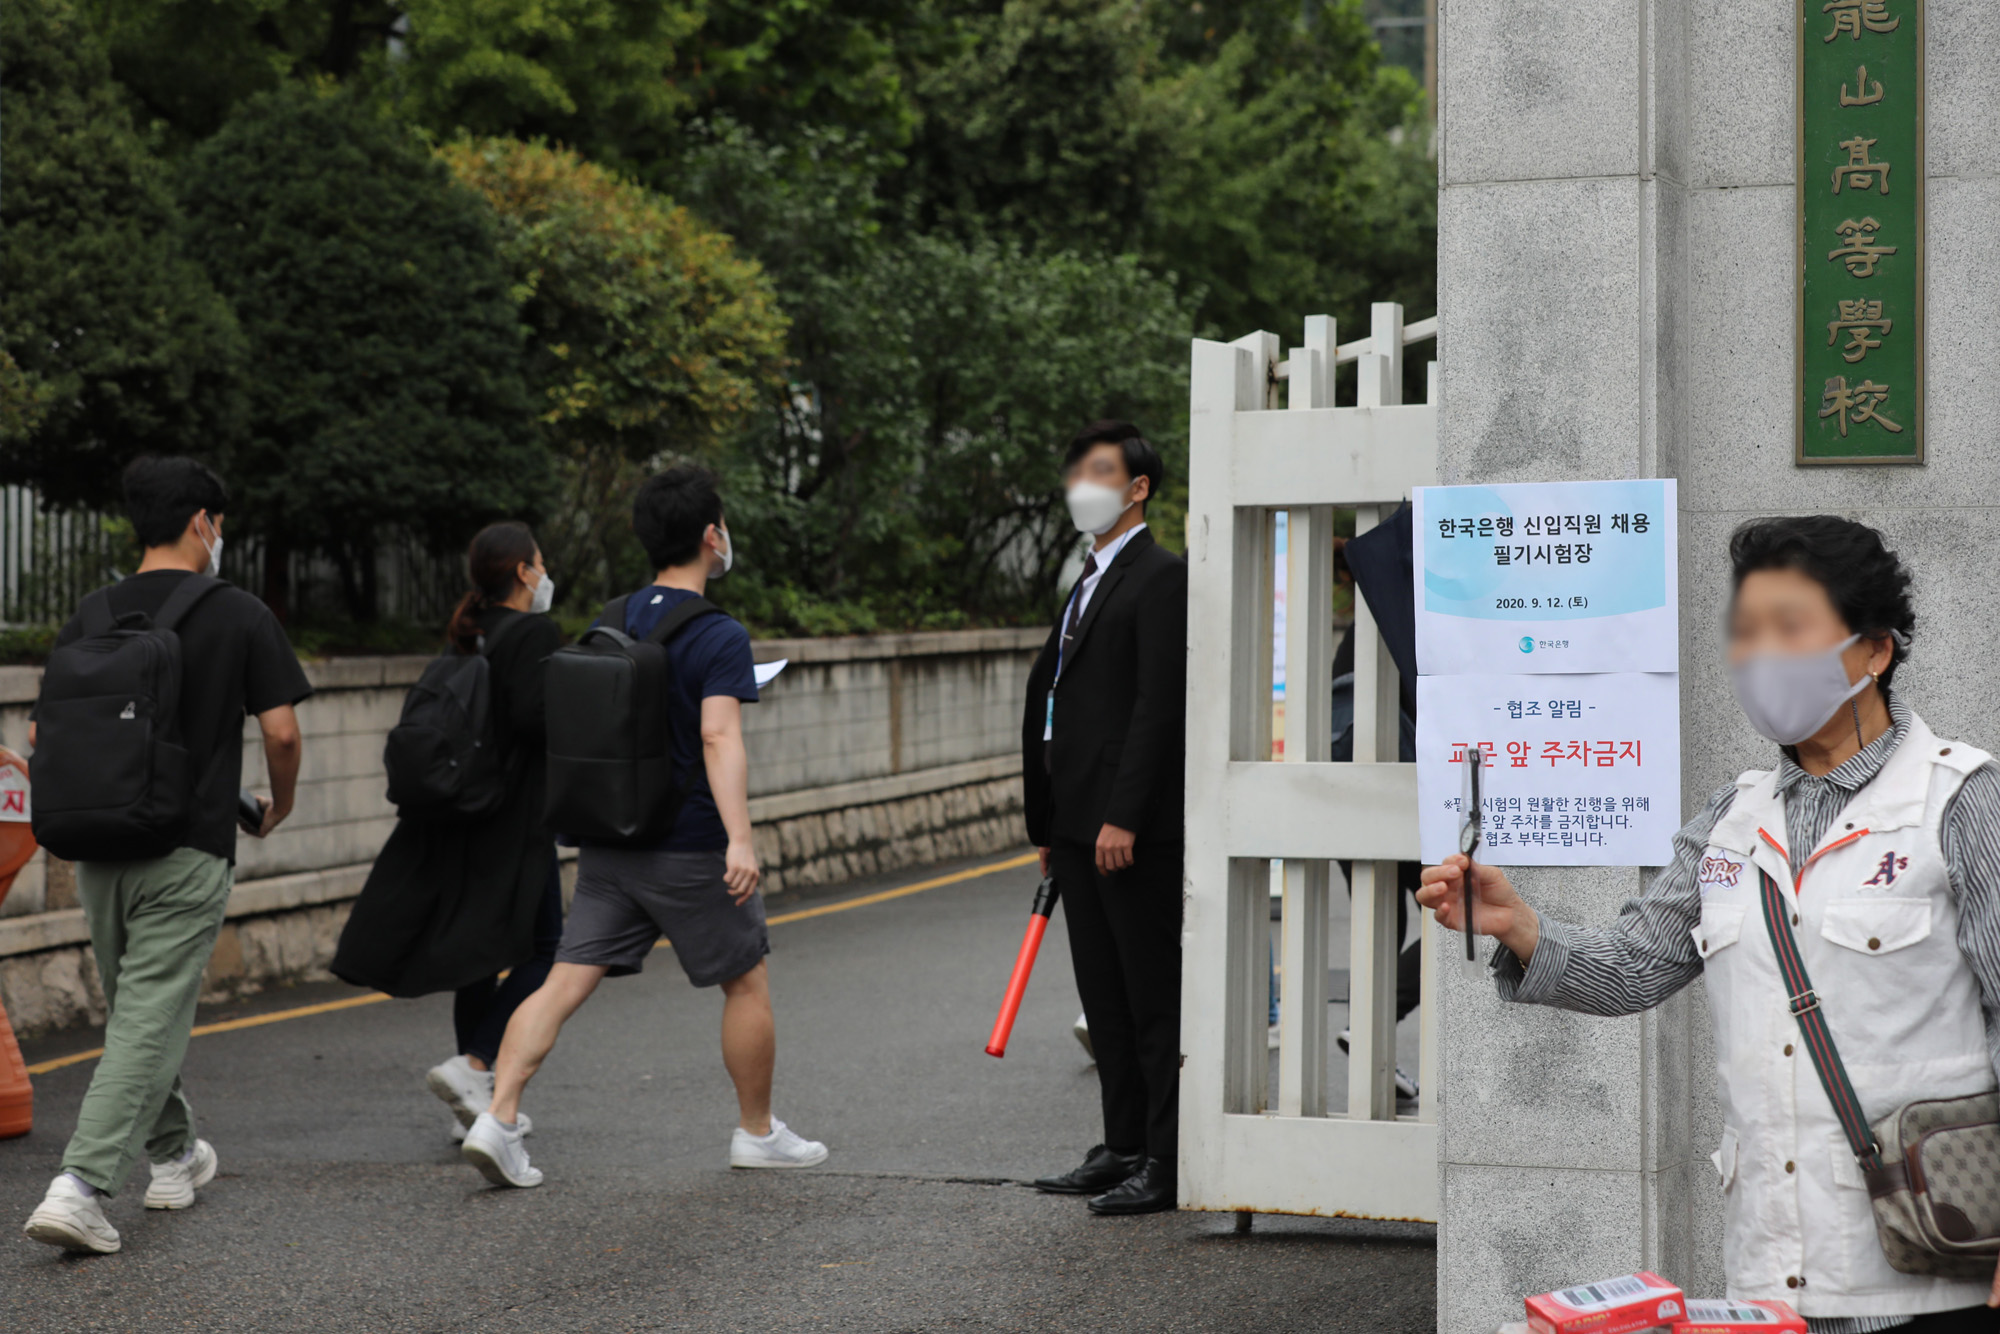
[633,465,724,570]
[122,456,229,549]
[447,521,539,653]
[1729,515,1915,687]
[1063,420,1163,509]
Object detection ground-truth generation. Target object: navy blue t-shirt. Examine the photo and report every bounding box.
[618,587,758,851]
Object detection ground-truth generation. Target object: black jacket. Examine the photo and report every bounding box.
[333,607,561,997]
[1021,527,1188,849]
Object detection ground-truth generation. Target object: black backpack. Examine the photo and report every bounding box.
[31,575,224,862]
[543,593,722,845]
[382,615,531,820]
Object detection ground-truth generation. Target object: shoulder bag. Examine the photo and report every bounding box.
[1757,869,2000,1277]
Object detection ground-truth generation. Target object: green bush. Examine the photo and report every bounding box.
[179,87,551,622]
[0,0,244,507]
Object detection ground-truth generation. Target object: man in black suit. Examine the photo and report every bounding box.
[1021,420,1188,1216]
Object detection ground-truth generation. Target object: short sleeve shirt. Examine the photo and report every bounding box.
[620,587,758,852]
[43,571,313,864]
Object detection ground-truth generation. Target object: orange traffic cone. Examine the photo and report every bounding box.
[0,998,28,1138]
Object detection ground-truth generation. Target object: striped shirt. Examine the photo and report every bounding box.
[1494,693,2000,1333]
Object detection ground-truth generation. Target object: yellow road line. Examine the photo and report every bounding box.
[758,851,1038,929]
[23,851,1038,1077]
[27,993,396,1076]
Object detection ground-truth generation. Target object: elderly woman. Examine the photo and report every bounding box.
[1420,516,2000,1333]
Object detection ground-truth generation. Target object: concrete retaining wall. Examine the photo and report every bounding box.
[0,628,1044,1036]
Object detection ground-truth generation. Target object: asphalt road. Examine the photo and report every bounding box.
[1,850,1436,1333]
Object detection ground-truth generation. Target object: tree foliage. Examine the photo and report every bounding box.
[0,0,244,507]
[893,0,1434,339]
[392,0,701,172]
[441,137,790,605]
[24,0,1436,633]
[80,0,400,145]
[179,87,547,619]
[678,120,1188,632]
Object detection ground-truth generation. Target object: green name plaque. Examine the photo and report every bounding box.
[1798,0,1925,465]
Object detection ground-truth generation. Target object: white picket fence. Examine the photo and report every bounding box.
[1181,302,1441,1222]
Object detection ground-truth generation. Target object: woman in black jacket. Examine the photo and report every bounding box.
[333,522,563,1140]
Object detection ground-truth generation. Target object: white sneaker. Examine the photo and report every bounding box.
[144,1139,218,1210]
[23,1176,120,1254]
[461,1112,542,1188]
[427,1055,493,1129]
[1335,1028,1420,1100]
[1072,1013,1094,1059]
[729,1118,828,1169]
[451,1111,531,1143]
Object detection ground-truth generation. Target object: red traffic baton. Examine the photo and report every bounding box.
[984,876,1061,1058]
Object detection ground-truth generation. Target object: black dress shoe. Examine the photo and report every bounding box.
[1033,1145,1145,1195]
[1087,1156,1177,1216]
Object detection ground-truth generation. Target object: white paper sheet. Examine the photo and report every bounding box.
[753,658,788,688]
[1413,478,1679,676]
[1417,672,1682,866]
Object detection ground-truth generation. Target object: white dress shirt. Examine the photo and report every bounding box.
[1065,522,1147,633]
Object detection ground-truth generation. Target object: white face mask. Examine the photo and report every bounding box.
[713,524,734,577]
[528,569,555,615]
[1065,481,1135,536]
[1729,633,1873,745]
[197,513,223,578]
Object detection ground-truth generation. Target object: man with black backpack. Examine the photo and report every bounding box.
[22,457,311,1254]
[459,466,827,1189]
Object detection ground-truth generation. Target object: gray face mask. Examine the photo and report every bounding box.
[1730,633,1871,745]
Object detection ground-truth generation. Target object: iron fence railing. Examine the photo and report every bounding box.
[0,486,462,627]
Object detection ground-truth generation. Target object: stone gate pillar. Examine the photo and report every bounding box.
[1433,2,2000,1329]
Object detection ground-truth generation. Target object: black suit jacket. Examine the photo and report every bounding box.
[1021,527,1189,849]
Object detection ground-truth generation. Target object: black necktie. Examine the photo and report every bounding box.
[1060,552,1098,665]
[1046,552,1098,775]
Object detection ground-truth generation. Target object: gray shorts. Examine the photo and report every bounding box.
[556,848,769,986]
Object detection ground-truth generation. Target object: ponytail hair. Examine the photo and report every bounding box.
[447,521,539,653]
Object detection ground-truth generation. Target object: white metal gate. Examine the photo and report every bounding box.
[1180,304,1441,1221]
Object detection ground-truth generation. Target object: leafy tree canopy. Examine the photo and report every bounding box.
[441,137,789,604]
[678,123,1189,632]
[80,0,400,145]
[0,0,245,506]
[890,0,1434,338]
[179,86,547,618]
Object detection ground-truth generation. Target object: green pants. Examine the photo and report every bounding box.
[62,848,232,1196]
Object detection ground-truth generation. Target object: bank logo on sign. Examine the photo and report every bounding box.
[1519,636,1534,654]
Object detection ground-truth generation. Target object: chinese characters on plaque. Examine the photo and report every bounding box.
[1800,0,1922,463]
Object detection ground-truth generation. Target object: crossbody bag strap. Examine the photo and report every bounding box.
[1757,869,1883,1169]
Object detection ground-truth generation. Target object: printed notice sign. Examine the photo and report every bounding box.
[0,765,25,822]
[1417,672,1682,867]
[1413,479,1678,676]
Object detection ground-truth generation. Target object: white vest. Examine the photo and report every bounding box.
[1695,713,1996,1316]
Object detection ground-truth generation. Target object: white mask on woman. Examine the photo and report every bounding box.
[528,570,555,615]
